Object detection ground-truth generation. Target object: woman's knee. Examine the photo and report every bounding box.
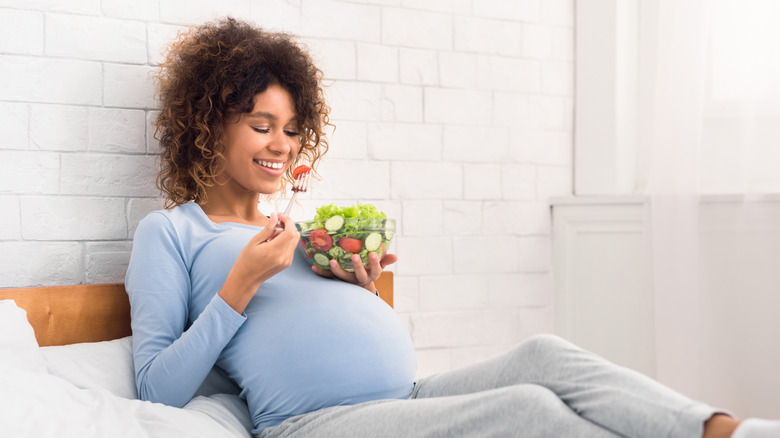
[523,333,571,349]
[512,333,575,363]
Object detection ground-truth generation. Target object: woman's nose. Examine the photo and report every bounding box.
[267,130,292,155]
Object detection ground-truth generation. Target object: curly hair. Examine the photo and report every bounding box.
[154,17,330,208]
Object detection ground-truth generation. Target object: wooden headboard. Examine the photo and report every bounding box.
[0,272,393,347]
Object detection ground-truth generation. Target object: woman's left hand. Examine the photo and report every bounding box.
[312,251,398,292]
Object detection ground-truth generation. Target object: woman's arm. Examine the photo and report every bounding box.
[125,213,246,408]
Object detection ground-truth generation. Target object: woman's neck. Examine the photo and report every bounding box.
[197,190,268,227]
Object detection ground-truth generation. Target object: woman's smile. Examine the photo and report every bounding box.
[254,159,287,176]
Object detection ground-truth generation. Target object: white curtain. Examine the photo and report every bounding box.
[645,0,780,417]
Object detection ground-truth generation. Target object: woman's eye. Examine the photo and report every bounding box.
[252,127,270,134]
[284,130,300,137]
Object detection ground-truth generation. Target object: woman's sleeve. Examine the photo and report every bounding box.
[125,212,246,408]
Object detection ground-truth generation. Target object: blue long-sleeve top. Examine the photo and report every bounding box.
[125,202,416,433]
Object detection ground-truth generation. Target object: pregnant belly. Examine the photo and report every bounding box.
[222,284,416,431]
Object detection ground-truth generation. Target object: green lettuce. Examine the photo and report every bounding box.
[314,203,386,220]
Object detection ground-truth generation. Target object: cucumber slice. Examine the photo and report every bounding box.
[324,215,344,232]
[383,218,396,241]
[312,252,331,268]
[364,232,382,251]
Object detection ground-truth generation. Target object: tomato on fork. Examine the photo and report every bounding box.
[292,165,311,180]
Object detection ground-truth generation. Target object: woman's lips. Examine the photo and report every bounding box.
[254,159,286,176]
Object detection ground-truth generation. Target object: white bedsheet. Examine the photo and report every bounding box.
[0,300,252,438]
[0,366,252,438]
[0,368,250,438]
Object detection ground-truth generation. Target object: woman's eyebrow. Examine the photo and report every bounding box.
[247,112,298,121]
[248,111,276,120]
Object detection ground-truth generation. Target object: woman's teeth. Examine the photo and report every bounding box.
[256,160,283,169]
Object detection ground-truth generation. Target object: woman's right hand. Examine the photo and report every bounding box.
[218,212,300,313]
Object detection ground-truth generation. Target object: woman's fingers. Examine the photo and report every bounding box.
[316,251,399,289]
[328,258,347,278]
[351,254,371,285]
[248,212,280,245]
[312,265,335,278]
[327,258,365,285]
[275,213,300,250]
[246,213,299,266]
[366,251,382,272]
[276,213,297,236]
[327,254,374,287]
[379,253,398,269]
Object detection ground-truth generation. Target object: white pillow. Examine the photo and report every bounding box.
[0,299,48,374]
[40,336,241,400]
[40,336,138,399]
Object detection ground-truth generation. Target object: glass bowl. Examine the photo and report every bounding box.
[296,217,396,272]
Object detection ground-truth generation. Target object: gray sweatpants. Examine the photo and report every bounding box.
[259,334,721,438]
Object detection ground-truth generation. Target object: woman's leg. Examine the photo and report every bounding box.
[260,384,620,438]
[412,334,724,438]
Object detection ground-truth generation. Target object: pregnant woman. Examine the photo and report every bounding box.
[125,17,779,438]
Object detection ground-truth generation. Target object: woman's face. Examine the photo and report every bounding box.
[219,84,301,195]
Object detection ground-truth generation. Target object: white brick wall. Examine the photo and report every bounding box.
[46,14,147,63]
[0,57,102,104]
[0,0,573,379]
[0,9,44,55]
[0,102,29,149]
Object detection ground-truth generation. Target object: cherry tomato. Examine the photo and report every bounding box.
[338,237,363,253]
[309,229,333,251]
[292,165,311,179]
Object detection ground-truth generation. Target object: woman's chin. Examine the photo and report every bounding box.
[254,182,283,196]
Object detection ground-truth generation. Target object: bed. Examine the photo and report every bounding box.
[0,273,394,437]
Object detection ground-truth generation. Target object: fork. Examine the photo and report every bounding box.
[275,165,311,230]
[283,167,311,216]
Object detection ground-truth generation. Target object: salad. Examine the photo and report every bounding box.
[296,203,395,272]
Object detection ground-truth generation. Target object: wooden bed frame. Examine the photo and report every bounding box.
[0,272,393,347]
